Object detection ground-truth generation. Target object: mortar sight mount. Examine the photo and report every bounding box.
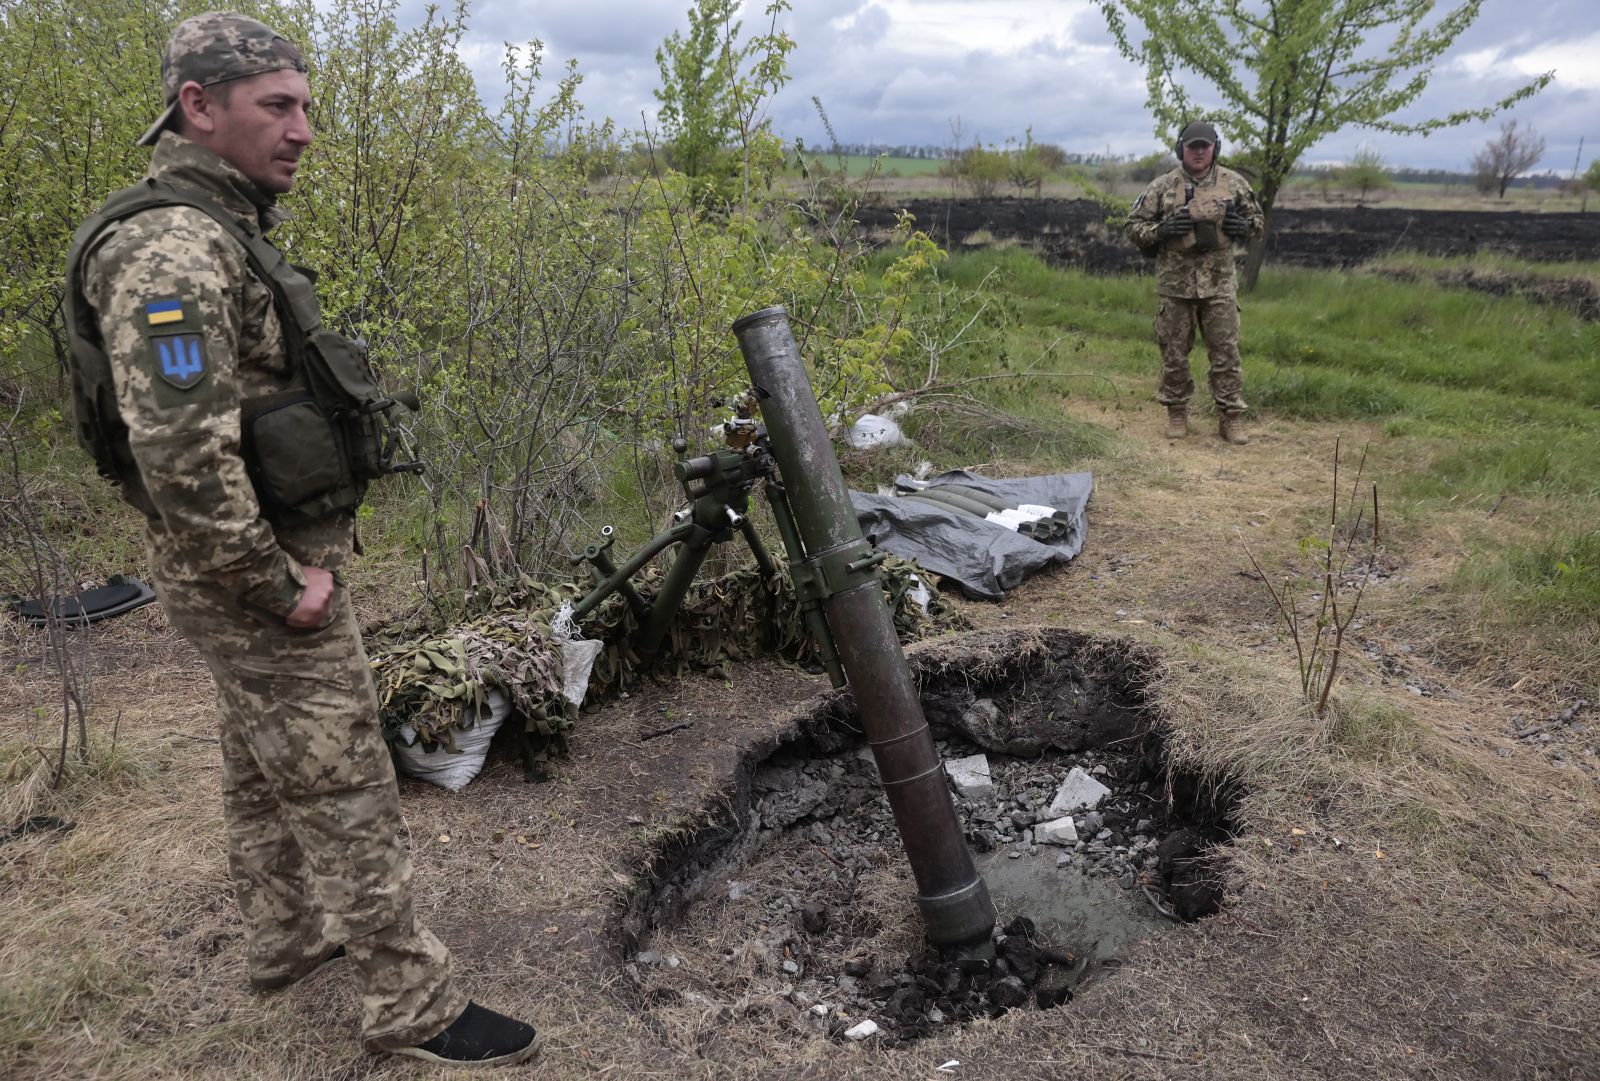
[566,390,859,687]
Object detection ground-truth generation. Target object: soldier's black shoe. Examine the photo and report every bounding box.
[249,944,346,992]
[393,1002,540,1067]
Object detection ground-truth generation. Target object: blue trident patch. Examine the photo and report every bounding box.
[152,333,208,390]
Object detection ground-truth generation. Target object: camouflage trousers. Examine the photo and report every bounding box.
[1154,294,1248,412]
[152,561,468,1051]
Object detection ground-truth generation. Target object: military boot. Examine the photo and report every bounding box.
[393,1002,540,1068]
[1219,410,1249,445]
[1164,406,1189,440]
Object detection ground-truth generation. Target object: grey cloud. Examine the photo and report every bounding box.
[374,0,1594,170]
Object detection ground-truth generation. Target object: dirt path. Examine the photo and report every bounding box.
[2,402,1595,1080]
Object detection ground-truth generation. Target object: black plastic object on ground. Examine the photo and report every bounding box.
[733,305,997,955]
[7,575,157,626]
[850,470,1093,601]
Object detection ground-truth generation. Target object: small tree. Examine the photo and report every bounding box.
[1339,147,1391,201]
[1583,159,1600,214]
[942,143,1007,198]
[653,0,794,206]
[1006,128,1048,197]
[1471,119,1545,199]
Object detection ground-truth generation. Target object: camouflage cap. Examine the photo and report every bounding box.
[1178,121,1220,147]
[137,12,308,147]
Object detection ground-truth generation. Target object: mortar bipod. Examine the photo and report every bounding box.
[567,426,849,681]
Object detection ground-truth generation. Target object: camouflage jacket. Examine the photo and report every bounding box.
[1124,164,1264,299]
[78,133,349,617]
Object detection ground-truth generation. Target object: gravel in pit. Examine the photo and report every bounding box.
[619,634,1238,1046]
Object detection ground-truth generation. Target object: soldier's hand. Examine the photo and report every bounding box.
[1222,207,1252,239]
[1158,210,1194,239]
[286,566,335,629]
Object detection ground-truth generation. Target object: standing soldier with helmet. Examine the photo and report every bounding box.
[64,12,539,1068]
[1124,120,1264,445]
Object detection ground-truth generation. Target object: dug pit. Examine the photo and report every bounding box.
[610,628,1240,1045]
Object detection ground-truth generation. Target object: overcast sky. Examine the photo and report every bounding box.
[399,0,1597,173]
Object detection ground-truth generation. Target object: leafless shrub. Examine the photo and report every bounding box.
[1242,438,1380,717]
[0,394,93,788]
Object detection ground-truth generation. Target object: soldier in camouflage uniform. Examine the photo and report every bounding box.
[1124,121,1264,445]
[65,13,538,1067]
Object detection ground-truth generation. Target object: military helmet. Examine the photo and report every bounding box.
[137,11,308,147]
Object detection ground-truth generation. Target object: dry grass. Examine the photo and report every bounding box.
[2,396,1596,1079]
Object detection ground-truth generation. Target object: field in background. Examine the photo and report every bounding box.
[789,154,1597,212]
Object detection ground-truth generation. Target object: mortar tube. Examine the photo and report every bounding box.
[734,305,996,952]
[905,487,999,519]
[928,484,1014,514]
[935,485,1060,538]
[899,491,984,518]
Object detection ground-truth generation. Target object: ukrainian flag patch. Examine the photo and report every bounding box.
[145,298,185,326]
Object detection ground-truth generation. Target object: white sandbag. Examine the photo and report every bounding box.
[395,689,510,793]
[559,638,603,705]
[906,573,932,614]
[548,601,603,706]
[848,413,908,449]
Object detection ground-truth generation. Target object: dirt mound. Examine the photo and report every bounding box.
[854,197,1600,273]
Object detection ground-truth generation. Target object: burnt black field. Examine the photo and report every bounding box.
[852,197,1600,273]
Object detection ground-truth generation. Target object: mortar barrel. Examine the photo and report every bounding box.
[733,305,995,950]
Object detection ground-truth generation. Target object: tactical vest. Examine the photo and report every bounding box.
[64,179,420,524]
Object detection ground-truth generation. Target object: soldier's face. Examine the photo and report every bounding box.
[191,69,314,194]
[1183,140,1215,174]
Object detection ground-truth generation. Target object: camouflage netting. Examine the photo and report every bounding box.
[369,555,965,756]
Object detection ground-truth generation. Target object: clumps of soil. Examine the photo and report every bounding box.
[612,630,1242,1045]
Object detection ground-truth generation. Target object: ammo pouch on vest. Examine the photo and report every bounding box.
[238,244,421,523]
[239,331,409,521]
[65,180,420,524]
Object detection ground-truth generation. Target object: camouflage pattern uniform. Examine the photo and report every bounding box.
[1125,164,1264,411]
[77,129,466,1053]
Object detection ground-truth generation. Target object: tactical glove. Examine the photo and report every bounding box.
[1222,207,1252,239]
[1157,210,1194,239]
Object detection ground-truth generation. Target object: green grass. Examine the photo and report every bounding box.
[910,247,1600,684]
[931,247,1600,499]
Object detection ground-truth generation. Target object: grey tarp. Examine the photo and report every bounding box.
[848,470,1093,601]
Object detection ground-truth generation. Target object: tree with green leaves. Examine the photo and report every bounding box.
[1339,146,1391,201]
[1095,0,1552,289]
[1006,129,1051,197]
[1583,159,1600,214]
[653,0,793,207]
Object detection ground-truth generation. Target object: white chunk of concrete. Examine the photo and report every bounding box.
[1048,767,1111,815]
[946,754,994,801]
[1035,816,1080,846]
[845,1019,880,1041]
